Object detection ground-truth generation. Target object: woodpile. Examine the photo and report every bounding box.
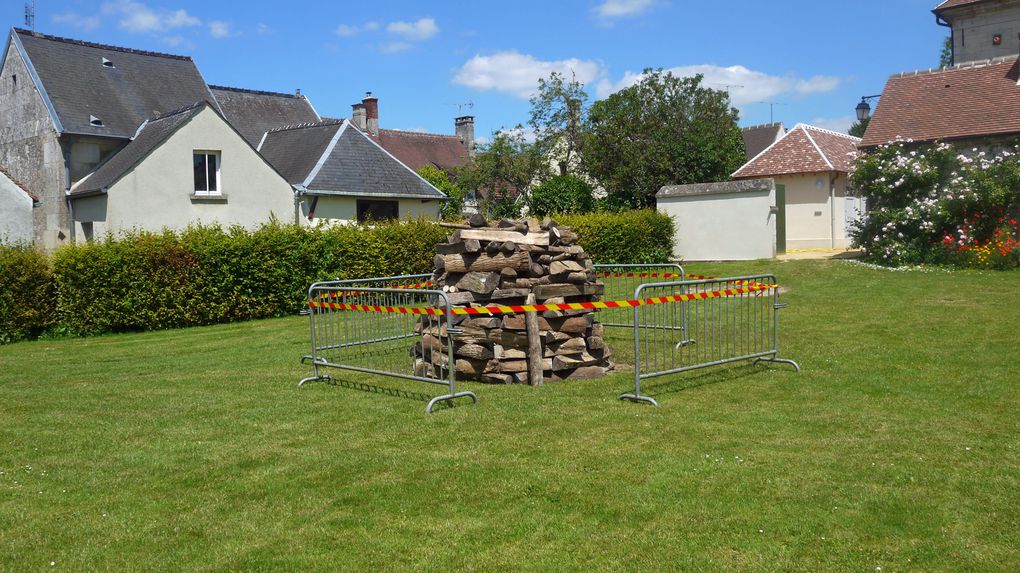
[413,214,613,385]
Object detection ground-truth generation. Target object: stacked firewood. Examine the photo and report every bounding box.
[413,214,613,384]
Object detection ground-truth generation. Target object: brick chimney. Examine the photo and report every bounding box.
[351,103,367,131]
[363,92,379,136]
[455,115,475,155]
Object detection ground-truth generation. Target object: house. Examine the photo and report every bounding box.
[0,28,220,248]
[257,119,447,224]
[68,101,295,238]
[741,123,786,161]
[0,165,38,244]
[210,85,321,147]
[935,0,1020,66]
[733,124,863,250]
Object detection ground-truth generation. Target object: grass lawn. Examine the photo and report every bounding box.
[1,259,1019,571]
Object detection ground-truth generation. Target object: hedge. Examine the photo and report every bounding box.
[1,212,675,341]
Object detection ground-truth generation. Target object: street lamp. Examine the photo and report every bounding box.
[856,95,881,121]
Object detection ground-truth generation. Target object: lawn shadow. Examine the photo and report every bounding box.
[323,377,433,404]
[642,364,771,398]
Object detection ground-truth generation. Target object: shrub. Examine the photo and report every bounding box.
[530,175,595,216]
[851,140,1020,267]
[557,210,675,264]
[0,245,56,343]
[417,165,463,220]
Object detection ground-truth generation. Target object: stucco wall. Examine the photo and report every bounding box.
[0,41,67,249]
[301,195,442,225]
[0,174,34,244]
[950,2,1020,64]
[657,180,776,261]
[73,106,295,236]
[777,173,853,249]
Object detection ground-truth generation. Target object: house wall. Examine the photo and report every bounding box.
[73,106,294,236]
[0,41,67,249]
[777,173,855,250]
[948,1,1020,64]
[301,195,442,224]
[657,180,776,261]
[0,174,34,244]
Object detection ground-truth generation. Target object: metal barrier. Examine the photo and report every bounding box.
[593,264,685,329]
[619,274,800,407]
[298,274,478,413]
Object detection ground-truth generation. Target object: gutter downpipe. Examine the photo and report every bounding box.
[936,13,954,67]
[830,172,839,249]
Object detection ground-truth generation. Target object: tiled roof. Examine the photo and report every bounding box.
[860,57,1020,148]
[210,85,320,147]
[934,0,988,13]
[377,129,470,171]
[741,123,785,161]
[0,165,38,202]
[259,121,447,200]
[13,28,216,139]
[732,124,861,179]
[70,102,206,195]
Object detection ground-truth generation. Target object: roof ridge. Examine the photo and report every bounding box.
[796,123,862,142]
[379,128,460,139]
[741,122,784,131]
[209,84,303,99]
[266,118,346,135]
[889,55,1018,79]
[13,28,192,61]
[150,100,207,122]
[798,125,835,170]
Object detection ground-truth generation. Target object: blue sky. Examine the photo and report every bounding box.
[6,0,947,141]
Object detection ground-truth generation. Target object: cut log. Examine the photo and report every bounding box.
[529,263,546,277]
[500,267,518,281]
[545,316,588,335]
[460,229,550,246]
[552,353,601,371]
[468,213,489,228]
[440,251,532,273]
[503,314,551,331]
[497,218,516,228]
[525,292,544,387]
[549,260,585,275]
[565,272,588,284]
[462,317,501,329]
[485,241,501,255]
[455,358,495,377]
[456,343,495,360]
[501,241,518,254]
[491,287,531,301]
[440,222,471,230]
[534,283,603,299]
[553,366,607,380]
[456,272,501,295]
[435,239,482,255]
[482,373,514,384]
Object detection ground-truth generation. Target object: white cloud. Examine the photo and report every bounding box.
[256,23,272,35]
[52,12,101,31]
[208,20,234,38]
[454,51,607,99]
[364,21,380,31]
[809,116,856,134]
[335,24,359,37]
[595,0,657,19]
[596,64,843,107]
[380,42,413,53]
[387,17,439,41]
[101,1,200,34]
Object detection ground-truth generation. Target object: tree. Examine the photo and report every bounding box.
[529,175,595,216]
[582,69,746,208]
[529,72,588,177]
[456,128,550,219]
[940,36,953,69]
[416,164,464,220]
[848,117,870,138]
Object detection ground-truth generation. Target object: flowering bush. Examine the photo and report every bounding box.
[851,140,1020,268]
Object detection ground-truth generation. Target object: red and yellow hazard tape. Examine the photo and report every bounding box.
[307,282,777,316]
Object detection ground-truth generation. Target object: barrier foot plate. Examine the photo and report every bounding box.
[426,391,478,414]
[299,375,332,387]
[619,393,659,407]
[753,357,801,373]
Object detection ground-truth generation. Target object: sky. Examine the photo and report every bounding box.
[4,0,948,142]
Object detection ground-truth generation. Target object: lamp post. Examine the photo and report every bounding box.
[856,95,881,121]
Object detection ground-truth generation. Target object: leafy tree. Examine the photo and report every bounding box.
[849,117,870,138]
[582,69,745,208]
[529,72,588,177]
[530,175,595,216]
[940,36,953,69]
[456,127,550,218]
[416,164,464,220]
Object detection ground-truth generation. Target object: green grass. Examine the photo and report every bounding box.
[1,259,1019,572]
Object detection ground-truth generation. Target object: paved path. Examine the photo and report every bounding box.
[777,249,861,261]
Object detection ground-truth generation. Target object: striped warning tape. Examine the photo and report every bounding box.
[307,282,777,316]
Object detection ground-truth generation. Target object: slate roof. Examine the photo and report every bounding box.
[0,165,38,202]
[741,123,786,161]
[259,120,447,199]
[732,124,861,179]
[377,129,470,171]
[210,85,320,147]
[70,102,206,195]
[10,28,216,139]
[860,57,1020,148]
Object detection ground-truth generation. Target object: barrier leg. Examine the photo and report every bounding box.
[619,303,659,406]
[425,391,478,413]
[753,356,801,372]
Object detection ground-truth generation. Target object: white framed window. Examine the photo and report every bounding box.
[193,151,221,195]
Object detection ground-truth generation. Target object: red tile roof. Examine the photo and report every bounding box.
[934,0,988,13]
[377,129,470,172]
[860,57,1020,148]
[0,165,38,202]
[732,124,860,179]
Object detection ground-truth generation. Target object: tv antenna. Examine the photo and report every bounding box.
[25,1,36,31]
[760,101,787,124]
[706,82,744,93]
[451,101,474,115]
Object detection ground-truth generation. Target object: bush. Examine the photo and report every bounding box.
[0,245,56,343]
[417,165,463,220]
[530,175,595,216]
[851,140,1020,267]
[557,210,675,264]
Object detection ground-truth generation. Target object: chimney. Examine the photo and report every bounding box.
[363,91,379,136]
[455,115,475,155]
[351,103,367,131]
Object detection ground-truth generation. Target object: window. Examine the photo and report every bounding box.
[357,200,398,222]
[193,151,221,195]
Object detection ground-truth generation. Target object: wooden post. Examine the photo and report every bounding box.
[525,293,543,386]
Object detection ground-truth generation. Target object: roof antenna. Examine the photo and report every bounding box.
[24,1,36,31]
[452,101,474,115]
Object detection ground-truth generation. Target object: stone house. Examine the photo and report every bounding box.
[936,0,1020,66]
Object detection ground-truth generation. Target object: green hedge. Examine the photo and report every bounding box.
[557,210,675,264]
[1,212,675,341]
[0,245,56,343]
